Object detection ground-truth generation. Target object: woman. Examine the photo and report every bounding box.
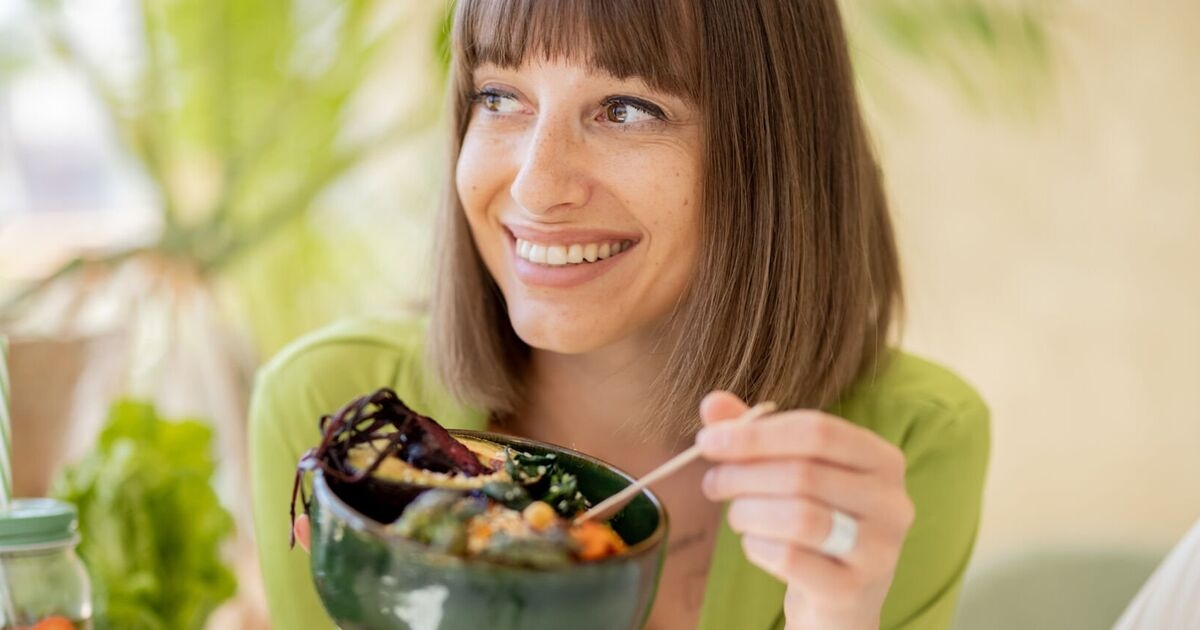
[250,1,990,629]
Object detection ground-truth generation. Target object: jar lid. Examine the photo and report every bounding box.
[0,498,80,549]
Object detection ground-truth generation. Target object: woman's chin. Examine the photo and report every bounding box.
[509,312,616,355]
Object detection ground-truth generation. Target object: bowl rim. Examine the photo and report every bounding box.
[311,429,670,571]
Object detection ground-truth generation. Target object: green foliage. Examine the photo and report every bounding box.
[6,0,450,357]
[33,0,416,246]
[51,401,237,630]
[848,0,1055,114]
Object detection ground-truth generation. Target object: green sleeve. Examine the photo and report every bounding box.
[248,318,485,629]
[248,350,334,630]
[880,394,991,629]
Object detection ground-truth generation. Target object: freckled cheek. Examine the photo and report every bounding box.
[456,133,515,221]
[645,169,702,264]
[455,148,486,220]
[455,141,513,284]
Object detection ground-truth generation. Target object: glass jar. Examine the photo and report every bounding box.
[0,499,92,630]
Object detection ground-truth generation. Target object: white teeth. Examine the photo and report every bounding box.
[515,238,632,266]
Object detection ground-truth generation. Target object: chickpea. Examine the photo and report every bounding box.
[522,501,556,531]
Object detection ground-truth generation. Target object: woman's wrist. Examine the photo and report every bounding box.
[782,577,887,630]
[786,604,881,630]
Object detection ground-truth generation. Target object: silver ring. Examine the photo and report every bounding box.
[820,509,858,559]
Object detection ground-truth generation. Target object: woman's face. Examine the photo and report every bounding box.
[457,59,703,355]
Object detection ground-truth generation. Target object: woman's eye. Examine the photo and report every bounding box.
[474,89,522,114]
[601,99,662,125]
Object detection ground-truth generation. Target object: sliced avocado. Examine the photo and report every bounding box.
[456,436,509,471]
[346,444,511,490]
[332,439,511,523]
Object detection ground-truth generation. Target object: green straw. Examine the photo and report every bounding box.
[0,335,14,626]
[0,335,10,509]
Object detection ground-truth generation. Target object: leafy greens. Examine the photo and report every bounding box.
[52,400,236,630]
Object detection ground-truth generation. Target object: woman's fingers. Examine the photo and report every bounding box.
[744,534,892,627]
[699,390,750,426]
[702,459,888,516]
[697,410,905,476]
[726,494,906,558]
[294,514,312,553]
[729,496,840,551]
[741,535,851,589]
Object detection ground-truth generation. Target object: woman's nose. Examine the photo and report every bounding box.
[509,117,591,215]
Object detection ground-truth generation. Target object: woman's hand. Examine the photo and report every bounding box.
[293,515,312,553]
[696,391,915,630]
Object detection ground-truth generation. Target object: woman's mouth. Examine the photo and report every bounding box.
[504,228,639,289]
[513,238,634,266]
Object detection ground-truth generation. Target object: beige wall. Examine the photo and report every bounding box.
[870,1,1200,558]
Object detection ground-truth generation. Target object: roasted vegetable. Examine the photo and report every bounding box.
[478,532,574,569]
[389,490,486,555]
[481,481,533,511]
[570,521,629,561]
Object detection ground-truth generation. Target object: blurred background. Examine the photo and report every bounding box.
[0,0,1196,628]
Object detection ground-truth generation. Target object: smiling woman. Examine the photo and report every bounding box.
[250,1,989,629]
[431,0,901,432]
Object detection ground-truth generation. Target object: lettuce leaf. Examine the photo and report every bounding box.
[52,400,236,630]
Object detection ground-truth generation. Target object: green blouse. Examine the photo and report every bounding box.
[249,317,989,629]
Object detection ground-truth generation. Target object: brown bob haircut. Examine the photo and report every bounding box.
[429,0,902,435]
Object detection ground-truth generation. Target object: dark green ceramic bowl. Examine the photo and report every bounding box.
[309,430,669,630]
